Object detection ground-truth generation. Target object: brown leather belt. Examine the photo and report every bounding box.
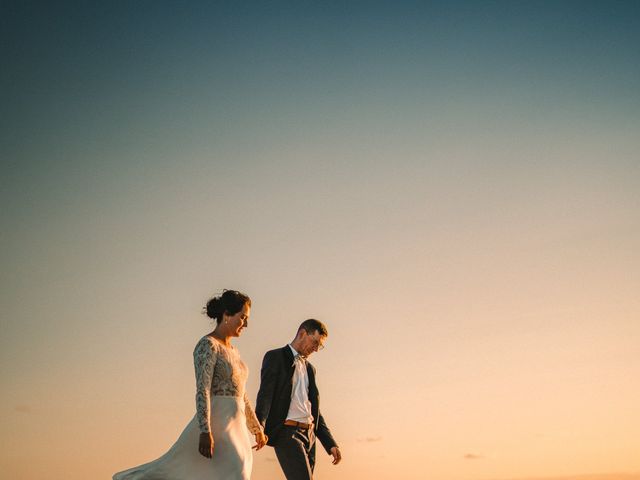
[284,419,313,429]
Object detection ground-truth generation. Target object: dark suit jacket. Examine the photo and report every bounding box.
[255,345,338,454]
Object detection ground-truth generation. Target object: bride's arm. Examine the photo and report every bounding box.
[194,339,217,457]
[244,393,267,449]
[194,339,217,433]
[243,393,262,434]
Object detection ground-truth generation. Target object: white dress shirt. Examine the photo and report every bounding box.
[286,344,313,424]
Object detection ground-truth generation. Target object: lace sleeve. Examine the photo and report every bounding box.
[194,338,217,434]
[243,392,262,435]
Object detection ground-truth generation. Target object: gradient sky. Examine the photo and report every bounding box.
[1,2,639,480]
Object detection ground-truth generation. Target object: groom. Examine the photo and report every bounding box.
[255,319,341,480]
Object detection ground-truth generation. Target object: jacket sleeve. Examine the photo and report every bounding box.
[255,351,277,429]
[316,411,338,454]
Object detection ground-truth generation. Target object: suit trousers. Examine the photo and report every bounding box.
[274,425,317,480]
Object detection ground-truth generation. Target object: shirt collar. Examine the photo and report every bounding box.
[288,344,306,364]
[288,344,301,357]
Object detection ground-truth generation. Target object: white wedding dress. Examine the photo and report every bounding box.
[113,336,262,480]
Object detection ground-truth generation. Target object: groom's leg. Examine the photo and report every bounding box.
[274,426,313,480]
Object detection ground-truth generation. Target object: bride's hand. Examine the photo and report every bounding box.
[253,431,268,450]
[198,432,214,458]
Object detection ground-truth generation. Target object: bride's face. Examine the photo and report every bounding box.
[226,303,250,337]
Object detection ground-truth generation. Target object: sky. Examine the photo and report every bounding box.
[1,1,639,479]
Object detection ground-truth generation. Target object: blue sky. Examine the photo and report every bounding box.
[2,2,639,479]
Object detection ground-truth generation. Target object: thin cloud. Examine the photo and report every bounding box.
[357,436,382,443]
[464,453,483,460]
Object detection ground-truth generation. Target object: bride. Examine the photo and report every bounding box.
[113,290,267,480]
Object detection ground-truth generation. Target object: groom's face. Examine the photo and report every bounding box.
[300,330,326,357]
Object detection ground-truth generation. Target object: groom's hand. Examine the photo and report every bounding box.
[198,432,214,458]
[330,446,342,465]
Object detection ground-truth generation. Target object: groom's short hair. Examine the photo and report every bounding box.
[298,318,328,337]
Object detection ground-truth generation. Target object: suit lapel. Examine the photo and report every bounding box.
[306,361,314,382]
[282,345,295,380]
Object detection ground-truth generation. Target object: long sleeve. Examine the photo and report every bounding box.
[316,411,338,453]
[194,338,217,434]
[243,393,263,435]
[308,362,338,454]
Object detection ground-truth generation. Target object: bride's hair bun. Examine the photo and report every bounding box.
[204,289,251,324]
[205,297,224,320]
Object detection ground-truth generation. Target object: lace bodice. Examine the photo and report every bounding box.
[193,336,262,435]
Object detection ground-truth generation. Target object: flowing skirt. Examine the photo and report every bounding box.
[113,396,253,480]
